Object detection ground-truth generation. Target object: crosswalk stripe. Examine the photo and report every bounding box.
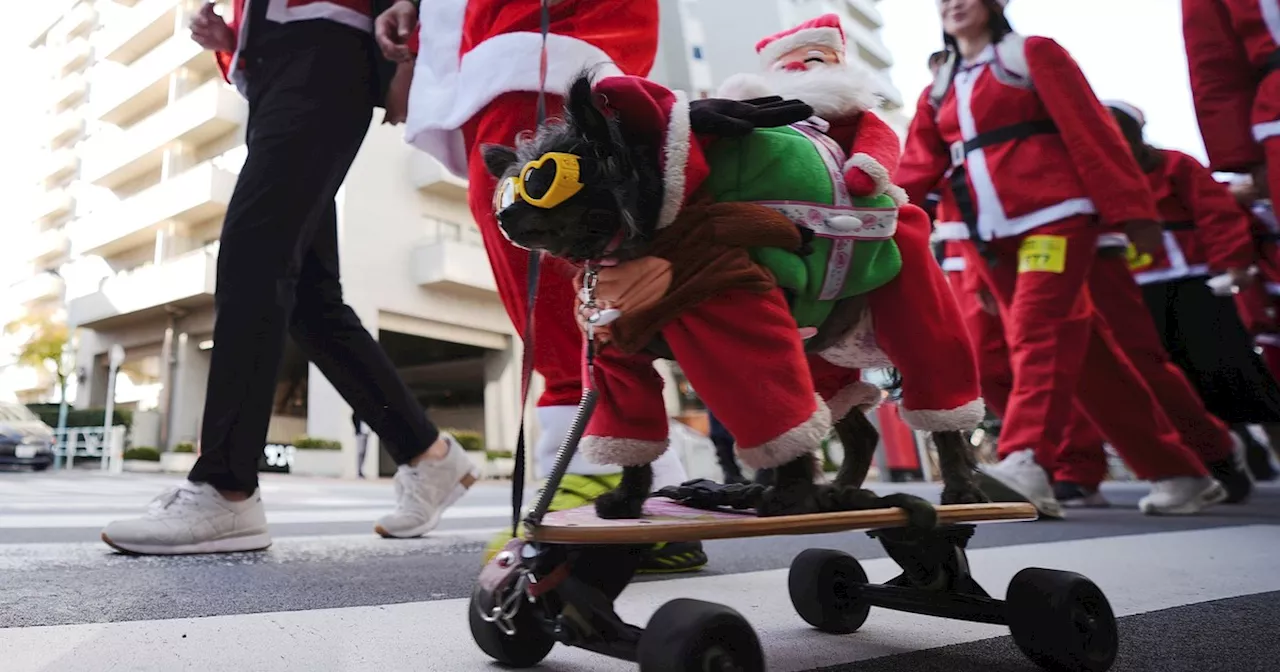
[3,525,1276,672]
[0,505,514,529]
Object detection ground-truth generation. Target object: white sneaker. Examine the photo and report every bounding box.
[1138,476,1228,515]
[100,481,271,555]
[977,449,1064,519]
[375,432,480,538]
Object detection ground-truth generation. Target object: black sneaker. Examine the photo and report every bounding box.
[638,541,708,574]
[1208,439,1254,504]
[1052,481,1110,508]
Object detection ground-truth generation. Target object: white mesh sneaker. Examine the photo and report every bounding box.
[374,432,480,539]
[976,449,1064,519]
[100,481,271,555]
[1138,476,1227,515]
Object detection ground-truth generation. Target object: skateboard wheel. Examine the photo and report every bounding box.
[1006,568,1119,672]
[637,598,764,672]
[468,586,555,668]
[788,549,871,634]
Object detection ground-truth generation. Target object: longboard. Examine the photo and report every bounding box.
[528,497,1038,544]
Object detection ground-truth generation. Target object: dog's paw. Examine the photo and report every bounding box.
[594,487,646,519]
[755,483,821,517]
[941,483,990,506]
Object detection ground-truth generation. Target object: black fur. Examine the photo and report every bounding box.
[595,465,653,519]
[481,69,662,264]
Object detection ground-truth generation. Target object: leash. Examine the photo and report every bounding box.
[509,0,552,539]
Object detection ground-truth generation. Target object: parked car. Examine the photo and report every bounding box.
[0,402,55,471]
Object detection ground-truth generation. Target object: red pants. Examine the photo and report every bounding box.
[462,93,591,408]
[958,217,1208,481]
[1084,256,1233,462]
[582,287,824,470]
[948,269,1107,485]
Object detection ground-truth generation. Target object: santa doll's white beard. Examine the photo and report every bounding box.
[717,60,882,120]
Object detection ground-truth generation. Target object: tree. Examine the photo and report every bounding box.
[4,310,71,404]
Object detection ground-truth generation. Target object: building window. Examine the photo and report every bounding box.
[691,45,703,60]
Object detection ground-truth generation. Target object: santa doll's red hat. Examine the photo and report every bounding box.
[754,13,846,68]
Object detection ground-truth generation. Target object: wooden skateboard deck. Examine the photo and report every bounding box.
[528,497,1038,544]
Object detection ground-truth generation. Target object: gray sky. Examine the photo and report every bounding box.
[880,0,1206,162]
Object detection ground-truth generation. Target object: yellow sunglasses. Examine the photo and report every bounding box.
[494,152,598,212]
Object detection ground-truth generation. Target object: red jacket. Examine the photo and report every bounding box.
[897,34,1156,243]
[405,0,659,178]
[1182,0,1280,173]
[213,0,374,92]
[1129,150,1256,284]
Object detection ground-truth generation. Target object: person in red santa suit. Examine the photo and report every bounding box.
[943,241,1115,510]
[372,0,707,571]
[715,14,986,441]
[98,0,490,555]
[1181,0,1279,203]
[896,0,1227,517]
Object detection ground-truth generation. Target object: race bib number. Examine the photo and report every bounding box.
[1017,235,1067,274]
[1125,243,1153,271]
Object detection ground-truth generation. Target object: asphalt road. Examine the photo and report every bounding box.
[2,469,1277,672]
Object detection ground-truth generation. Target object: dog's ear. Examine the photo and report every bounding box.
[481,144,518,179]
[566,74,613,147]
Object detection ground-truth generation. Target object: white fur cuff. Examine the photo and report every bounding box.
[844,153,891,196]
[827,381,884,420]
[716,73,772,101]
[899,398,986,432]
[883,184,909,207]
[737,394,833,470]
[657,90,692,230]
[580,436,669,467]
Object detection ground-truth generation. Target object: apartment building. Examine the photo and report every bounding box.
[6,0,906,479]
[1,1,95,404]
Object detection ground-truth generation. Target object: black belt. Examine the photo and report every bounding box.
[1162,220,1194,232]
[1265,48,1280,77]
[947,120,1060,258]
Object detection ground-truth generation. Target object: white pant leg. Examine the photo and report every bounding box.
[534,405,620,479]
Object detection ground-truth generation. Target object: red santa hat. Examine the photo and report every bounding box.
[592,76,710,230]
[1103,100,1146,128]
[755,13,846,68]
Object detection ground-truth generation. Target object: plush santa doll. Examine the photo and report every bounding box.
[707,14,985,433]
[718,13,908,207]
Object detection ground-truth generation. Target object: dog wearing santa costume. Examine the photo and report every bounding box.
[481,61,990,520]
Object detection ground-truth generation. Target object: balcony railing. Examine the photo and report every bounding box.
[20,227,71,264]
[54,37,93,76]
[70,160,237,258]
[48,109,86,149]
[5,273,66,307]
[95,0,180,64]
[68,242,219,329]
[47,1,99,46]
[81,80,246,189]
[90,32,210,126]
[40,148,80,185]
[49,73,88,112]
[410,152,469,197]
[31,188,75,224]
[410,223,495,294]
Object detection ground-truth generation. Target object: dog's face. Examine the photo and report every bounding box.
[481,75,661,264]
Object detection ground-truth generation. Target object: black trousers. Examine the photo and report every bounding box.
[188,24,439,494]
[1141,277,1280,425]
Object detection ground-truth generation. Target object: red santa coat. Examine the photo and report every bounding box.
[1130,149,1256,285]
[212,0,374,95]
[1181,0,1279,173]
[404,0,659,179]
[897,35,1157,243]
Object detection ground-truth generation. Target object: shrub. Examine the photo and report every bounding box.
[485,449,514,461]
[293,436,341,450]
[26,404,132,429]
[172,443,196,453]
[447,430,484,452]
[123,446,160,461]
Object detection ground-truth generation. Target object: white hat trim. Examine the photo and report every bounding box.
[1103,100,1145,127]
[759,27,845,68]
[657,89,691,230]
